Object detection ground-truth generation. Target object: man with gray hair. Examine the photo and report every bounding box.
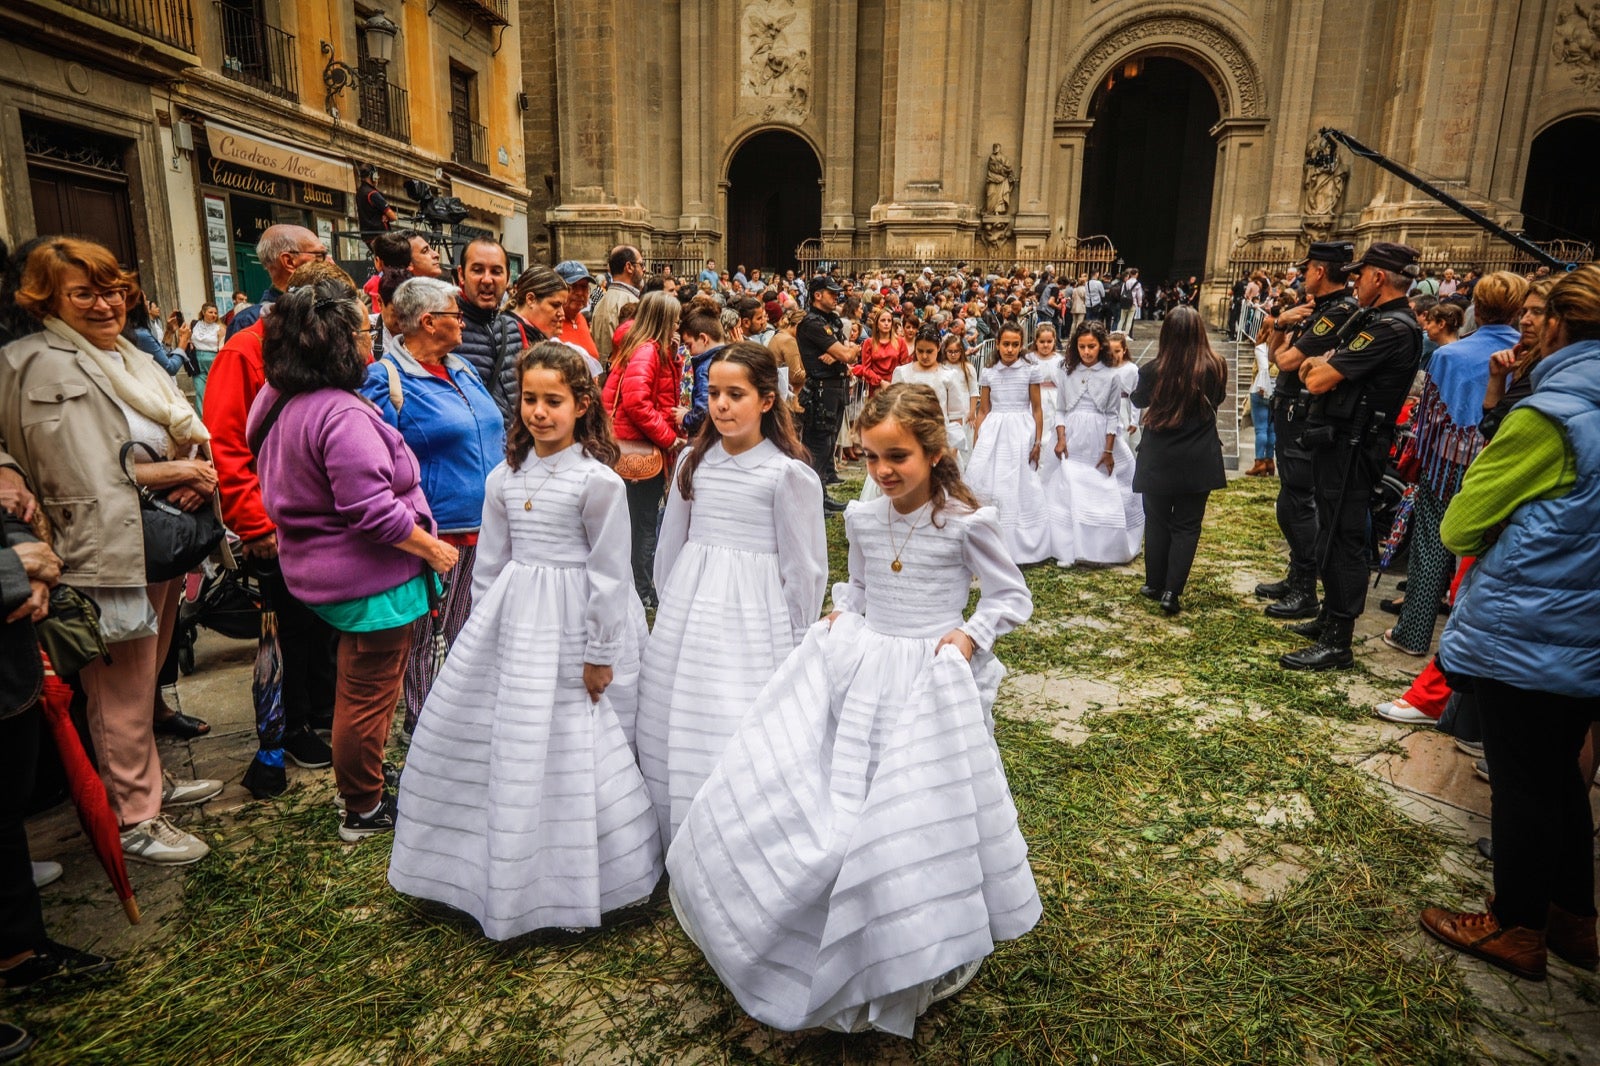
[225,224,327,340]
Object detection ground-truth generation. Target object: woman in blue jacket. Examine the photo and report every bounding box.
[360,276,505,733]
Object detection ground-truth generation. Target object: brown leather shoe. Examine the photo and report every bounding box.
[1548,905,1599,971]
[1419,906,1546,980]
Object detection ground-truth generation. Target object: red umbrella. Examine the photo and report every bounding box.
[37,653,140,925]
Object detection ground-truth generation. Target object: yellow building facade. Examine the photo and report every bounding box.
[1,0,531,316]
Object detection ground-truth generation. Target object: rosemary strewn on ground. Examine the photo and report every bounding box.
[16,480,1497,1064]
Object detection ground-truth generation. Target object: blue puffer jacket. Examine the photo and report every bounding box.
[682,344,726,436]
[456,297,500,384]
[358,341,506,534]
[1439,338,1600,697]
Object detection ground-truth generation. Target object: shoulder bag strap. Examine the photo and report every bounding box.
[381,356,404,415]
[246,392,294,456]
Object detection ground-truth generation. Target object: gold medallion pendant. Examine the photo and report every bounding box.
[890,559,903,573]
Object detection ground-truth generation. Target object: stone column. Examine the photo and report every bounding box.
[1012,0,1063,250]
[1257,0,1327,244]
[1047,120,1093,246]
[679,0,717,235]
[820,0,858,239]
[1206,117,1270,310]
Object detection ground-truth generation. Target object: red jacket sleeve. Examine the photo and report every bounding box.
[202,326,274,540]
[620,343,680,450]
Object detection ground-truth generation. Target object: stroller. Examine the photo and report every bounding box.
[175,556,263,675]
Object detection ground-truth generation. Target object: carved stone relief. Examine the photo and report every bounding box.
[740,0,812,122]
[1055,11,1265,120]
[1300,132,1349,237]
[1552,2,1600,91]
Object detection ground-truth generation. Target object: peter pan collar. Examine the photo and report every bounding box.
[703,438,778,469]
[525,442,583,471]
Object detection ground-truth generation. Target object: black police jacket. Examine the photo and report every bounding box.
[1315,298,1423,433]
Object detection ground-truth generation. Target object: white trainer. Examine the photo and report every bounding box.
[1373,699,1435,725]
[121,815,210,866]
[31,861,63,888]
[161,775,224,808]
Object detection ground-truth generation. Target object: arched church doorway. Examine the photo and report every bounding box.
[725,130,820,276]
[1521,115,1600,252]
[1078,56,1220,287]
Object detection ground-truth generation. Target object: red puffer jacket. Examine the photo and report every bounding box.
[603,340,682,449]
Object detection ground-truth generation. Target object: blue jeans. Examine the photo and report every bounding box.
[1250,392,1276,460]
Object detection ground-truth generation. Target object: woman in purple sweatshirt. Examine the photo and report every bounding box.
[250,280,459,843]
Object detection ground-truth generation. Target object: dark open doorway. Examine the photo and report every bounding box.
[1521,115,1600,253]
[1078,56,1220,286]
[725,130,820,276]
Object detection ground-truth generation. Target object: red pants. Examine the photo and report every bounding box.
[1400,556,1476,717]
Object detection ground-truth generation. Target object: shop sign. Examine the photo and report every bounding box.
[201,150,347,215]
[204,122,353,190]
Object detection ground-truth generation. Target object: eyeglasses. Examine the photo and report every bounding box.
[353,324,381,338]
[64,287,129,309]
[294,248,330,261]
[426,310,464,320]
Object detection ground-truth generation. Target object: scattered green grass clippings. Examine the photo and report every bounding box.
[17,477,1498,1064]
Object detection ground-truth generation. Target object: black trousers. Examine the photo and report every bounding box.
[1311,439,1382,621]
[1272,411,1319,584]
[251,560,337,733]
[1142,491,1210,596]
[0,709,47,957]
[624,473,666,599]
[1478,677,1600,929]
[801,383,849,484]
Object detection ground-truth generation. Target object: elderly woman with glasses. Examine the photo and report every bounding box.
[251,278,458,842]
[359,276,503,732]
[0,237,223,867]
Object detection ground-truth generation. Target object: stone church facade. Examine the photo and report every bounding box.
[520,0,1598,305]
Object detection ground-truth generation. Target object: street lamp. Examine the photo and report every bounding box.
[322,14,400,116]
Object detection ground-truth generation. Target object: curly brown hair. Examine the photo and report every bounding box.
[855,382,980,526]
[506,341,619,470]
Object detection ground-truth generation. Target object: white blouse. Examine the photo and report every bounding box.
[979,358,1041,413]
[473,445,635,665]
[191,320,223,354]
[1054,361,1123,434]
[654,438,828,640]
[891,362,964,423]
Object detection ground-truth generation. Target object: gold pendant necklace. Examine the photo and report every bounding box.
[887,507,926,572]
[522,465,560,511]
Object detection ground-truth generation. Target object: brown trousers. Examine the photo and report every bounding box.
[79,579,180,829]
[333,624,412,814]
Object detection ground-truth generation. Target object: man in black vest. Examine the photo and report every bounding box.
[1281,242,1424,671]
[1255,241,1358,620]
[796,275,859,513]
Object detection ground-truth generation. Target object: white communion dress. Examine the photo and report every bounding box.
[388,445,661,939]
[944,362,978,467]
[1113,361,1145,534]
[858,363,970,503]
[636,439,828,844]
[964,358,1051,564]
[1045,361,1142,566]
[666,496,1043,1037]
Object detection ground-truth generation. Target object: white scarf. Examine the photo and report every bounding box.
[43,316,209,449]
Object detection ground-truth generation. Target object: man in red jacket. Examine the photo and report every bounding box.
[204,263,339,797]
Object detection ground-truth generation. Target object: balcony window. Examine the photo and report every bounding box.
[217,1,298,101]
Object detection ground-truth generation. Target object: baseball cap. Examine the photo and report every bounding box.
[555,260,593,285]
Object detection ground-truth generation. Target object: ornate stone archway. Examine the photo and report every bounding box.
[1054,10,1265,123]
[1046,9,1269,291]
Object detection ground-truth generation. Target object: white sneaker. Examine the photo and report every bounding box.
[930,959,983,1003]
[31,861,63,888]
[1374,698,1435,725]
[161,774,223,808]
[1454,737,1485,758]
[121,815,210,865]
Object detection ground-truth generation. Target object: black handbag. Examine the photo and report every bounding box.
[120,441,225,582]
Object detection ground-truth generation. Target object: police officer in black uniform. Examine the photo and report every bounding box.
[1254,241,1359,620]
[796,274,859,513]
[1281,242,1424,671]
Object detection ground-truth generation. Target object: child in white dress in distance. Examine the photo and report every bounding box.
[964,323,1051,564]
[636,342,827,844]
[666,383,1042,1037]
[1109,330,1140,439]
[940,332,978,467]
[388,342,661,939]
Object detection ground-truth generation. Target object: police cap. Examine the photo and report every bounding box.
[1300,241,1355,276]
[1342,241,1422,278]
[810,274,843,296]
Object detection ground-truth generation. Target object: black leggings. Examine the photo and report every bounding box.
[1141,491,1210,596]
[0,709,47,957]
[624,473,666,599]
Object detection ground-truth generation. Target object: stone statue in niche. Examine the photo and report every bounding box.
[742,0,812,121]
[1552,2,1600,90]
[984,143,1016,216]
[1300,133,1349,232]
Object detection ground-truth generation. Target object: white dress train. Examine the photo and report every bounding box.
[636,440,828,844]
[666,498,1042,1037]
[388,447,661,939]
[964,359,1051,564]
[1045,361,1142,565]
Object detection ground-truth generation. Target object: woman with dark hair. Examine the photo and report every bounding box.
[251,279,459,842]
[1130,306,1227,615]
[491,264,574,416]
[124,292,191,377]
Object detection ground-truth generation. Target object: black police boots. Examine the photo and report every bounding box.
[1280,616,1355,671]
[1254,573,1293,599]
[1265,577,1320,620]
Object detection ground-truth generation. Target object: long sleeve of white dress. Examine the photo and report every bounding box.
[1089,366,1123,437]
[579,468,636,666]
[1052,363,1071,431]
[652,467,691,594]
[957,507,1035,651]
[471,463,512,605]
[774,459,829,639]
[830,503,868,614]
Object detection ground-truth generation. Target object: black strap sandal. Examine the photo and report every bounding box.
[153,710,211,739]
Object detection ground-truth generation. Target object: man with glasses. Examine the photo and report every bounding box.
[225,225,327,340]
